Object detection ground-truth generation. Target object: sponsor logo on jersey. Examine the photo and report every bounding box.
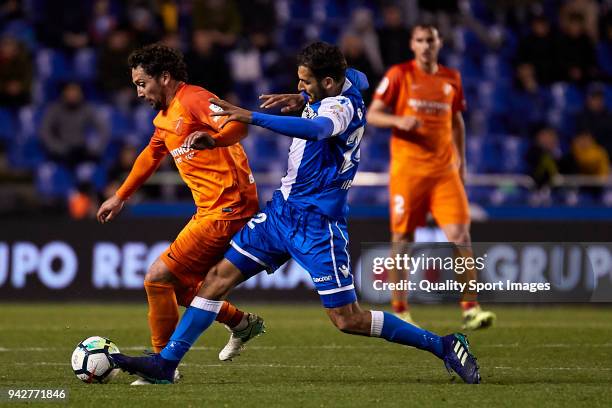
[313,275,333,283]
[407,98,450,114]
[170,145,196,164]
[209,103,223,122]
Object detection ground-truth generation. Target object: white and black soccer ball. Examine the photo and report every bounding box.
[71,336,120,383]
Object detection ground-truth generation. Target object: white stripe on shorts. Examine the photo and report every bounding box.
[230,240,271,270]
[317,284,355,296]
[328,222,341,287]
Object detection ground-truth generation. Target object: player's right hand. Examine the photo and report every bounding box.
[394,116,420,132]
[96,195,125,224]
[259,94,306,113]
[183,131,216,150]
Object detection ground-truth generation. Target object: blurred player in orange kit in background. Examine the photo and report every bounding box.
[96,44,265,383]
[367,24,496,329]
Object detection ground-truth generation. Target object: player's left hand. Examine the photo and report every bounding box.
[209,97,253,125]
[183,131,216,150]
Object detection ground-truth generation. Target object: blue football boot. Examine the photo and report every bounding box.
[110,353,178,384]
[441,333,481,384]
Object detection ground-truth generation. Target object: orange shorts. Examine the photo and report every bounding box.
[161,215,249,287]
[390,170,470,234]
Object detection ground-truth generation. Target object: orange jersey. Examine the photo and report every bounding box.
[118,83,258,219]
[374,60,466,175]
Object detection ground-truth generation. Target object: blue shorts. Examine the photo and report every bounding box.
[225,192,356,308]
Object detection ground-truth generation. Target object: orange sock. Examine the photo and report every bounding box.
[460,301,479,311]
[391,300,408,313]
[144,281,179,353]
[174,282,203,307]
[216,301,245,328]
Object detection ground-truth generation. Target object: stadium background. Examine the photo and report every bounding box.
[1,0,612,300]
[1,0,611,404]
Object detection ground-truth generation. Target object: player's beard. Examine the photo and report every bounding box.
[308,83,326,104]
[152,99,164,110]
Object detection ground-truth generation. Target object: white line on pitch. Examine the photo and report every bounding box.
[2,343,612,352]
[10,362,612,372]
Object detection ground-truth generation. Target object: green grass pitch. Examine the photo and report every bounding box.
[0,303,611,407]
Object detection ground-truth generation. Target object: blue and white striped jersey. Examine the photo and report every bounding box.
[279,78,366,218]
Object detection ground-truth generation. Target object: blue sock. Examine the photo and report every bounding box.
[374,312,444,358]
[160,298,222,361]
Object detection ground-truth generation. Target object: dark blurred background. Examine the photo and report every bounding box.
[1,0,611,221]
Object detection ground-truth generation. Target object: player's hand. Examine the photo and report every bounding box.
[183,131,216,150]
[96,195,125,224]
[209,98,253,125]
[259,93,306,113]
[394,116,420,132]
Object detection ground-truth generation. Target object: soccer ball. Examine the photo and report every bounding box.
[71,336,120,383]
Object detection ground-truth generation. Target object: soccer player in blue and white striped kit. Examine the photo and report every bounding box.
[112,42,481,384]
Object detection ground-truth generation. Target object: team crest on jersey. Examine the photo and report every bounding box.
[443,83,453,95]
[303,104,316,119]
[174,116,184,133]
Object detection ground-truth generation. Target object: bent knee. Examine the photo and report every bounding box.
[144,258,175,284]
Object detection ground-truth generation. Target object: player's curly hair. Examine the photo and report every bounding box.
[128,43,188,82]
[297,42,347,82]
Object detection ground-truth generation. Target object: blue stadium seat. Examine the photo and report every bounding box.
[35,48,71,81]
[35,162,74,198]
[549,82,584,113]
[0,108,17,143]
[74,48,97,81]
[500,135,529,173]
[8,137,45,170]
[96,104,133,140]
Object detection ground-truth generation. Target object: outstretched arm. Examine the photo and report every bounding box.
[183,121,248,150]
[209,97,335,141]
[97,144,166,223]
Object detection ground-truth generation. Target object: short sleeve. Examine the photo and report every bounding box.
[317,96,355,136]
[373,65,403,107]
[452,71,467,113]
[183,89,225,132]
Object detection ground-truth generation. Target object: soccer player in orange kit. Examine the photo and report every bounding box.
[366,24,495,329]
[96,45,264,383]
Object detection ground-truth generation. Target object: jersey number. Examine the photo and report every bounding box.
[339,127,365,174]
[247,212,267,229]
[393,195,405,216]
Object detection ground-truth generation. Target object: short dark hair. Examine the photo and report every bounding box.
[410,23,440,39]
[128,43,188,82]
[297,42,347,82]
